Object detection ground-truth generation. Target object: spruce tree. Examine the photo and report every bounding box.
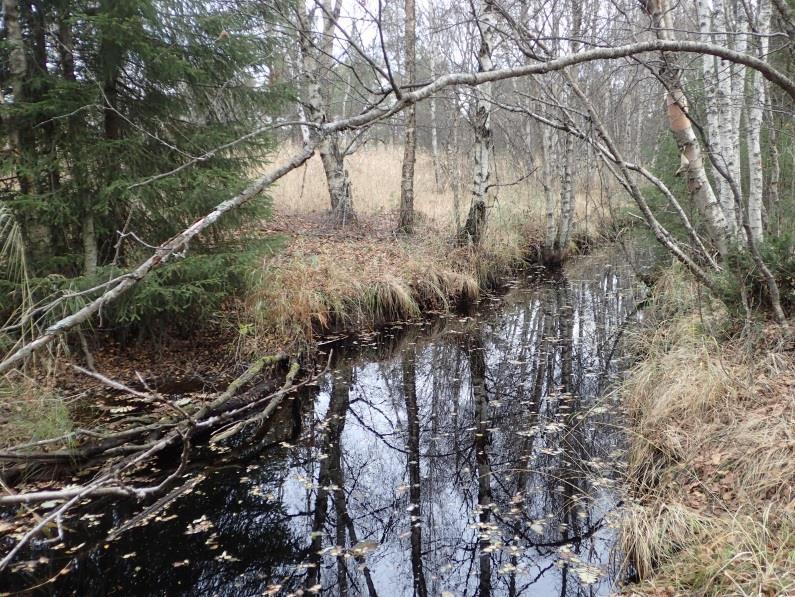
[1,0,286,333]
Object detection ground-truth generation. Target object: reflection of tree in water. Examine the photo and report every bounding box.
[288,258,644,595]
[403,346,429,596]
[42,251,648,596]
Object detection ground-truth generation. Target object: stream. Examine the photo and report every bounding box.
[3,244,655,596]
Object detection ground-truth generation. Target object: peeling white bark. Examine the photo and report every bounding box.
[747,0,771,243]
[463,0,497,245]
[647,0,730,255]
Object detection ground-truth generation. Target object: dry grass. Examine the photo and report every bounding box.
[618,263,795,596]
[0,379,72,449]
[268,143,612,243]
[242,143,618,353]
[242,215,510,353]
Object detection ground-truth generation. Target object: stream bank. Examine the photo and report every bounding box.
[617,263,795,596]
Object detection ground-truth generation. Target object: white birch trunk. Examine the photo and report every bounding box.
[746,0,772,242]
[713,0,740,237]
[82,216,98,276]
[430,59,441,192]
[648,0,730,255]
[730,0,748,232]
[462,0,496,245]
[542,125,557,255]
[766,115,781,232]
[697,0,724,189]
[555,134,574,257]
[285,49,312,147]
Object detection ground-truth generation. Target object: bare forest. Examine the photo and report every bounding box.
[1,0,794,594]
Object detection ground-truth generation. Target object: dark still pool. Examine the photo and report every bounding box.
[7,246,653,596]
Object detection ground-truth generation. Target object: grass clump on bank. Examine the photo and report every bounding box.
[618,263,795,596]
[0,380,72,449]
[241,145,618,354]
[241,217,527,353]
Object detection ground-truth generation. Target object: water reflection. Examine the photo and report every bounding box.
[9,248,650,596]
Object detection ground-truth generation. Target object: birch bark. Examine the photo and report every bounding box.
[746,0,772,243]
[646,0,730,255]
[430,59,441,193]
[462,0,497,245]
[713,0,740,235]
[398,0,417,233]
[554,133,574,260]
[541,124,557,257]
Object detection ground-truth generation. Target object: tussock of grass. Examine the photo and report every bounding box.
[244,229,496,352]
[0,380,72,448]
[618,263,795,595]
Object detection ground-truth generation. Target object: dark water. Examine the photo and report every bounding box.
[3,246,653,596]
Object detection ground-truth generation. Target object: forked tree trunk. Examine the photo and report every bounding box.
[398,0,417,233]
[298,1,356,227]
[462,0,496,246]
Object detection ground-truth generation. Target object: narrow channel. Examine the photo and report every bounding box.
[13,245,654,596]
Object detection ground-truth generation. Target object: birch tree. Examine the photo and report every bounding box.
[462,0,497,245]
[746,0,773,242]
[398,0,417,233]
[296,0,356,227]
[644,0,731,255]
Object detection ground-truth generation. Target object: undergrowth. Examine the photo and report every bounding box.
[0,380,72,449]
[618,262,795,596]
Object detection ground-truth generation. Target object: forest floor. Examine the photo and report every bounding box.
[618,264,795,596]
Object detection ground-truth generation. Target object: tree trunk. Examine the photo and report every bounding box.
[713,0,740,237]
[697,0,724,199]
[397,0,417,233]
[3,0,26,149]
[766,115,781,234]
[646,0,730,256]
[542,125,557,258]
[58,11,98,276]
[746,0,771,243]
[462,0,496,246]
[430,59,442,192]
[297,1,356,227]
[554,133,574,261]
